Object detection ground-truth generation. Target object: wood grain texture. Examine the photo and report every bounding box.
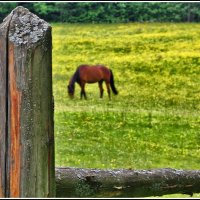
[0,26,7,199]
[55,167,200,197]
[0,6,55,197]
[8,42,21,197]
[8,6,55,197]
[0,11,13,198]
[0,27,7,199]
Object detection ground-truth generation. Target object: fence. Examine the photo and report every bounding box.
[0,6,54,197]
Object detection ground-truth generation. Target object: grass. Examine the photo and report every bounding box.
[55,107,199,169]
[52,22,200,198]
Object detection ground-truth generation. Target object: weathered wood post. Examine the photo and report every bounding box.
[0,6,55,197]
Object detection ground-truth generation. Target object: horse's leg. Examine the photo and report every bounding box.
[83,85,87,100]
[105,82,111,100]
[79,82,85,99]
[79,83,83,99]
[80,82,87,100]
[98,81,104,98]
[80,89,83,99]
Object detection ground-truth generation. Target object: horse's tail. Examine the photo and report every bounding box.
[110,69,118,95]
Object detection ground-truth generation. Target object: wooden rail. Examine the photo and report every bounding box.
[55,167,200,198]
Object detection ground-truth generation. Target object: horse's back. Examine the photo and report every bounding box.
[78,65,110,83]
[78,64,109,71]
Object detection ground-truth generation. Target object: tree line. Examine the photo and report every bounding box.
[1,2,200,23]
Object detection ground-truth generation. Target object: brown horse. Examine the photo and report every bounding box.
[67,64,118,99]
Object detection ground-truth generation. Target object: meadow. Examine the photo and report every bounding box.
[52,23,200,197]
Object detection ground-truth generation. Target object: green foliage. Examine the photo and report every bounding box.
[1,2,200,23]
[0,2,17,20]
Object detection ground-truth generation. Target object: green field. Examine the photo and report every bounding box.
[52,23,200,197]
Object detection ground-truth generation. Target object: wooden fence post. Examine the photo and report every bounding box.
[0,6,55,197]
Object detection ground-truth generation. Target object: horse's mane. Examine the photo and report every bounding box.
[69,67,80,87]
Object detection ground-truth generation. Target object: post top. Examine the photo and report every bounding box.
[10,6,30,16]
[2,6,51,45]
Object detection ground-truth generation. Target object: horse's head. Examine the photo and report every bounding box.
[67,84,75,98]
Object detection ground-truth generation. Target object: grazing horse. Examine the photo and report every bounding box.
[67,64,118,99]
